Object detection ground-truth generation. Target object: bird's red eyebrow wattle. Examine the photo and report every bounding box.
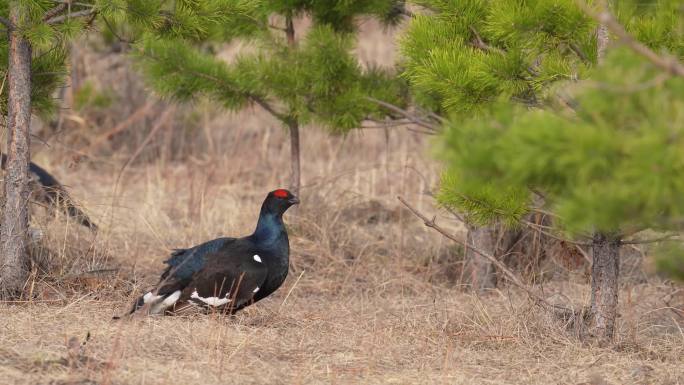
[273,189,288,198]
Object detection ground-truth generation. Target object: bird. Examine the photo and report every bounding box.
[0,153,98,231]
[126,188,299,316]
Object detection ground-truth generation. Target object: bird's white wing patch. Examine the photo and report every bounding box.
[253,254,262,263]
[253,286,259,293]
[149,290,181,314]
[191,290,231,307]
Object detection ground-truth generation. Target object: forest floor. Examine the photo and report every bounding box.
[1,118,683,385]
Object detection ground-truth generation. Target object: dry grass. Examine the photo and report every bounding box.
[1,19,683,385]
[1,119,683,385]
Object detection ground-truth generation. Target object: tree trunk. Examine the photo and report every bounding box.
[285,16,295,46]
[588,233,620,343]
[0,5,32,299]
[465,225,497,291]
[284,16,300,197]
[288,120,301,197]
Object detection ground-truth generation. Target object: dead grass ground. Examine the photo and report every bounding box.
[1,118,683,385]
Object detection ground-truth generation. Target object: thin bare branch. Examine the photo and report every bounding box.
[360,118,436,134]
[397,196,575,314]
[117,106,176,177]
[365,97,439,132]
[469,26,505,55]
[361,117,413,128]
[102,16,133,44]
[251,95,287,122]
[43,3,67,22]
[521,219,590,247]
[46,8,97,24]
[53,1,97,6]
[569,42,590,64]
[528,207,559,219]
[406,127,438,135]
[416,106,446,124]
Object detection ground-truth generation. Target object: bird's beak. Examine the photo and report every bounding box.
[288,196,300,205]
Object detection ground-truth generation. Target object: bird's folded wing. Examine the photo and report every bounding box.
[183,257,268,309]
[161,237,235,280]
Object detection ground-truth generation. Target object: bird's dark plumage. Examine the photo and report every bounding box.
[128,189,299,316]
[0,154,97,231]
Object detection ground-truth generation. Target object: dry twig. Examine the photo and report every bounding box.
[397,196,577,315]
[46,9,97,25]
[365,97,440,132]
[43,3,68,22]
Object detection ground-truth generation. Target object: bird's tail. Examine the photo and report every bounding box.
[1,153,98,232]
[48,187,98,231]
[114,290,181,319]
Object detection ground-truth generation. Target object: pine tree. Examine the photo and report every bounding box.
[400,0,599,290]
[0,1,99,299]
[0,0,242,299]
[129,0,408,197]
[399,0,683,342]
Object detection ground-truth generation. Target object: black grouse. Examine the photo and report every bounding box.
[0,154,97,231]
[128,189,299,315]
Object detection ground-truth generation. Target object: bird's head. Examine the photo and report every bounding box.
[263,188,299,215]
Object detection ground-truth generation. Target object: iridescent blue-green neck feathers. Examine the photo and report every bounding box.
[251,189,298,248]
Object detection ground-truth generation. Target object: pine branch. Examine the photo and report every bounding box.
[251,96,286,122]
[454,192,524,222]
[0,16,13,30]
[469,26,505,55]
[102,16,133,44]
[360,118,437,134]
[46,8,97,25]
[397,196,578,314]
[141,51,288,122]
[415,106,446,124]
[579,2,684,77]
[43,3,67,22]
[365,97,439,132]
[52,0,93,5]
[360,118,413,129]
[569,42,590,64]
[521,219,590,247]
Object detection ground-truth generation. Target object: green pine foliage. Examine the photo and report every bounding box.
[440,48,684,235]
[618,1,684,56]
[0,1,91,118]
[401,0,684,230]
[401,0,596,116]
[132,1,407,136]
[403,0,684,277]
[0,0,262,120]
[268,1,406,32]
